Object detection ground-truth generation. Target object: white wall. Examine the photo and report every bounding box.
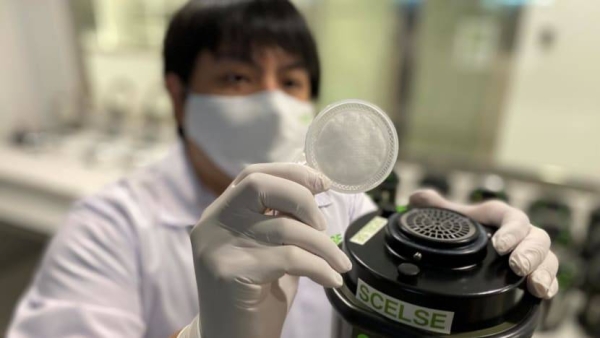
[496,0,600,181]
[315,0,401,114]
[0,0,83,138]
[0,1,37,137]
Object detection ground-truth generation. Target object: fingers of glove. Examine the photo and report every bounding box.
[526,251,559,298]
[410,190,530,226]
[546,278,559,299]
[277,245,344,288]
[245,216,352,273]
[409,189,532,255]
[508,227,551,276]
[491,220,532,255]
[528,276,559,299]
[230,173,327,230]
[232,163,331,194]
[408,189,455,209]
[409,189,496,221]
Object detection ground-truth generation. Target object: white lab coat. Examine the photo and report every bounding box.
[7,142,377,338]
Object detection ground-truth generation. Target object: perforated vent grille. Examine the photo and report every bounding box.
[399,208,478,244]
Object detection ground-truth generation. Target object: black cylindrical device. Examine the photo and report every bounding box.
[326,207,541,337]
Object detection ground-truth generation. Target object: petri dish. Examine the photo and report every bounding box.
[305,99,398,193]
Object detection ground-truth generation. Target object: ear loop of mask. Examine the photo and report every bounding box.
[177,87,193,139]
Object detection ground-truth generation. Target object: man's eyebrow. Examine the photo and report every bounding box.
[213,52,261,70]
[279,60,307,72]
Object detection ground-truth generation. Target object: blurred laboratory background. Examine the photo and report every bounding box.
[1,0,599,336]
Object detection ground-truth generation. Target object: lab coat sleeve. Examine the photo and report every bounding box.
[349,193,378,223]
[6,196,146,337]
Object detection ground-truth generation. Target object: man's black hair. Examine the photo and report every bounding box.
[163,0,321,99]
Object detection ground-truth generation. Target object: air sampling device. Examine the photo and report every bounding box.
[326,207,541,338]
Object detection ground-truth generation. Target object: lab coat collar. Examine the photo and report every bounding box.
[315,192,333,208]
[155,142,215,228]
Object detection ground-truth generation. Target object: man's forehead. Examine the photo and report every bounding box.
[212,44,302,64]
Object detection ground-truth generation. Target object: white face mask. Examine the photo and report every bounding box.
[184,91,314,177]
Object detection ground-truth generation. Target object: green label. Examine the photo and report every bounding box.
[349,216,387,245]
[355,279,454,334]
[395,205,408,213]
[352,328,384,338]
[300,112,313,125]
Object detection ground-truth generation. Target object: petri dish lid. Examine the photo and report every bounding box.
[305,99,398,193]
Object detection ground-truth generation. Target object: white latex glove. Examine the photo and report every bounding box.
[190,163,352,338]
[409,189,559,299]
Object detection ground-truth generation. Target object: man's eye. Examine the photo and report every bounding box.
[223,73,250,84]
[283,79,301,88]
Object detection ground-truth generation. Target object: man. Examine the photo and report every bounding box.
[8,1,558,338]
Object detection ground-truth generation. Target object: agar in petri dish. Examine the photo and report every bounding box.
[304,99,398,193]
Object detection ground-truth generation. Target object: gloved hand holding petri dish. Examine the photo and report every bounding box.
[302,99,399,194]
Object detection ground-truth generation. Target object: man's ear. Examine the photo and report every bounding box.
[165,73,186,127]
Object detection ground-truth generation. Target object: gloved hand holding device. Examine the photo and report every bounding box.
[179,163,351,338]
[409,189,559,299]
